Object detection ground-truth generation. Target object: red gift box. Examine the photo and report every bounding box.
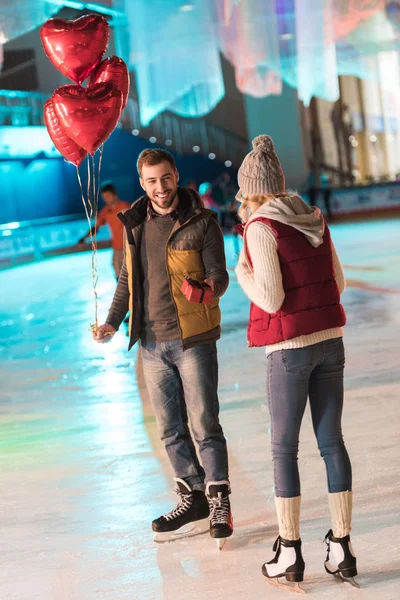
[181,276,214,304]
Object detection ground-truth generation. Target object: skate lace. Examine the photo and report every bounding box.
[208,492,230,526]
[272,536,281,553]
[323,529,333,544]
[323,529,333,547]
[323,529,333,559]
[163,492,193,522]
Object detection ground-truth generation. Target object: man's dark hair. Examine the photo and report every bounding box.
[137,148,176,177]
[100,182,117,195]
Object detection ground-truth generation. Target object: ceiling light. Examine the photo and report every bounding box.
[180,4,195,12]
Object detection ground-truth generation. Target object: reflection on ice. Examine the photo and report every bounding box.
[0,222,399,598]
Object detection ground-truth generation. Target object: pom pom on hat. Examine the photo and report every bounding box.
[252,135,275,153]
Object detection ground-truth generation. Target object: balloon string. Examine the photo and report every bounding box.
[92,151,96,221]
[76,158,98,333]
[97,145,104,200]
[94,147,104,294]
[94,147,104,290]
[76,161,92,243]
[89,154,99,331]
[92,152,99,280]
[87,156,91,217]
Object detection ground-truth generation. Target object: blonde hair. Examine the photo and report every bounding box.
[241,191,290,213]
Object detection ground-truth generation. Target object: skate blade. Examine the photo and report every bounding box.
[334,573,360,588]
[267,578,305,594]
[153,517,209,543]
[216,538,228,551]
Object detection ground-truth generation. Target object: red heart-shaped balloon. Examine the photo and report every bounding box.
[44,98,88,166]
[52,83,123,155]
[89,56,130,109]
[40,14,110,85]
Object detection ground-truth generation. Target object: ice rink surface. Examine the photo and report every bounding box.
[0,219,399,599]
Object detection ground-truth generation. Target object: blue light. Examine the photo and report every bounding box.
[0,127,61,159]
[49,0,122,18]
[199,182,212,195]
[26,162,48,174]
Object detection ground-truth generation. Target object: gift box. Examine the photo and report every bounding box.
[181,276,214,304]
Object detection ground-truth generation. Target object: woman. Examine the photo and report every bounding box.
[235,135,357,592]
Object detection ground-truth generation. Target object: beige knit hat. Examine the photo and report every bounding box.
[236,134,285,200]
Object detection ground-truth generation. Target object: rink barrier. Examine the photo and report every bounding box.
[0,214,112,269]
[1,184,400,270]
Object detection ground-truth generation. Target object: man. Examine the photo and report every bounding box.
[95,149,233,548]
[78,182,130,280]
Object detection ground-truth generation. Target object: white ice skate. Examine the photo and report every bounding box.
[324,529,359,588]
[262,536,305,594]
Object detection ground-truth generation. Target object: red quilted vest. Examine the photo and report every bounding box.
[244,217,346,347]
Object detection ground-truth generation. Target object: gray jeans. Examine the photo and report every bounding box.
[141,339,229,491]
[267,338,352,498]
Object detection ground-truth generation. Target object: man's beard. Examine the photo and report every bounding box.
[151,189,178,211]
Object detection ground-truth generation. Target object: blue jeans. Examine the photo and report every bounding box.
[267,338,352,498]
[140,340,229,491]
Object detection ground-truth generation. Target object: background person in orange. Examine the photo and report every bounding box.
[78,182,131,279]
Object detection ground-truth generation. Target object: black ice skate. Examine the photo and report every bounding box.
[262,536,305,594]
[324,529,359,588]
[152,478,210,543]
[206,481,233,551]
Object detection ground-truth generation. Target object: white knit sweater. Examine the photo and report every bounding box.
[235,221,345,354]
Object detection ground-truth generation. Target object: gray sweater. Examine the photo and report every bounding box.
[139,214,180,342]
